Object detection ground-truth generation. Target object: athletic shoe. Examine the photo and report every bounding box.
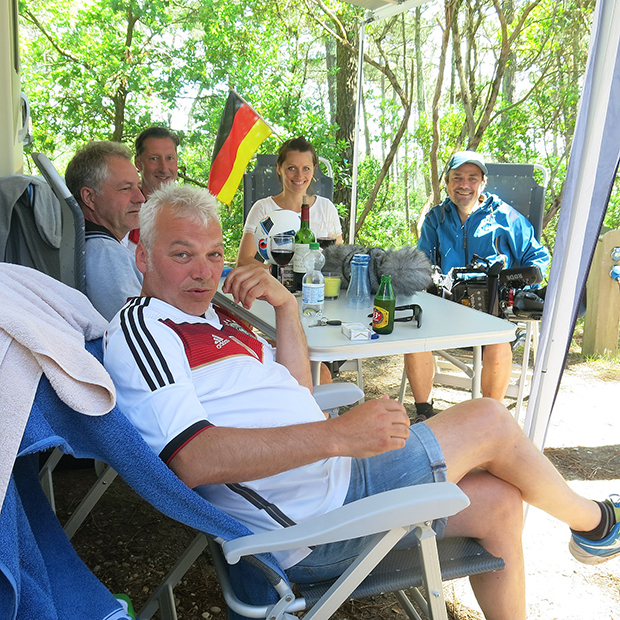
[413,402,434,424]
[569,495,620,565]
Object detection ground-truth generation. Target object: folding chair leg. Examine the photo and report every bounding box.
[416,523,448,620]
[399,367,408,403]
[394,589,425,620]
[138,533,209,620]
[513,321,539,425]
[63,464,118,540]
[158,584,178,620]
[302,527,409,620]
[39,447,64,512]
[355,358,365,401]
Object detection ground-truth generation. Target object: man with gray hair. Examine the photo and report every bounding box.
[65,141,145,320]
[104,184,620,620]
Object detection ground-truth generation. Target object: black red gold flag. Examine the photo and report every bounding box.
[208,91,272,204]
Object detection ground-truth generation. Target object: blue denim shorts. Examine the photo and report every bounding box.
[287,422,447,584]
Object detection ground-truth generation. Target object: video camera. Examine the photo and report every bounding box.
[430,255,546,320]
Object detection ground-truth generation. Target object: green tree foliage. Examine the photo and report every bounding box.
[18,0,597,253]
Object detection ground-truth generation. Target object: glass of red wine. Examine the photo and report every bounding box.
[317,237,336,250]
[270,234,295,285]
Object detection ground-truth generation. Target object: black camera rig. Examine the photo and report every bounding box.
[430,255,545,320]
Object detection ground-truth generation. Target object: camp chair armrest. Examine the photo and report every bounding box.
[312,383,364,410]
[223,482,469,564]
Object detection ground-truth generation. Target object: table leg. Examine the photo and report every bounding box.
[311,361,321,386]
[472,346,482,399]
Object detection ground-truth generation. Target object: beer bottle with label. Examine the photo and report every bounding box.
[292,197,315,291]
[372,274,395,334]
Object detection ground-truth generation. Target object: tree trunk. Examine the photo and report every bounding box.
[355,102,413,236]
[325,37,337,126]
[430,0,455,205]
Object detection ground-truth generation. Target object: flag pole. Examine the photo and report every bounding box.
[229,89,280,137]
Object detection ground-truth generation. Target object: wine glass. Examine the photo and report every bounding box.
[269,233,295,286]
[317,234,336,250]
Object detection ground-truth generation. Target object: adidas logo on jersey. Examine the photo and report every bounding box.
[213,334,230,349]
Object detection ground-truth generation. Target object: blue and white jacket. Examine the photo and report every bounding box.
[418,193,550,275]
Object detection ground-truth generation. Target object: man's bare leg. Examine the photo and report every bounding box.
[403,351,434,403]
[444,469,526,619]
[319,362,333,385]
[481,342,512,400]
[427,399,601,619]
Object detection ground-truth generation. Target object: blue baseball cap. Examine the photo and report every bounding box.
[446,151,488,175]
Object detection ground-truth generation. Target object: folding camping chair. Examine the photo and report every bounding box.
[31,339,503,620]
[31,152,87,293]
[399,163,549,421]
[0,163,85,293]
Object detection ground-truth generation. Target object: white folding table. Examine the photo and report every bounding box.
[214,281,515,397]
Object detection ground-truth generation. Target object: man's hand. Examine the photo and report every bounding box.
[222,264,296,312]
[329,396,411,459]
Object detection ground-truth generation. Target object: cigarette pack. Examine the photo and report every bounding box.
[341,322,372,340]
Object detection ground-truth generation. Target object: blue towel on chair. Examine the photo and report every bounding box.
[8,338,286,619]
[0,453,129,620]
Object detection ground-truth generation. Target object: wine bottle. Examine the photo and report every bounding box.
[292,197,315,291]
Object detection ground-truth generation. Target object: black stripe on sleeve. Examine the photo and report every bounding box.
[137,302,175,385]
[159,420,214,465]
[120,298,174,391]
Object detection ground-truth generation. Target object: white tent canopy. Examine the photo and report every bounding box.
[345,0,619,449]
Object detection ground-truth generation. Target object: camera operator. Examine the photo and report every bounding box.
[405,151,550,422]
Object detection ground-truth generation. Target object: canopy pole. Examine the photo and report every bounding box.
[349,13,369,244]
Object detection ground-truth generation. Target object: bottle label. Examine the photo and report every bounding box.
[293,244,310,273]
[281,264,295,291]
[302,282,325,305]
[372,306,390,329]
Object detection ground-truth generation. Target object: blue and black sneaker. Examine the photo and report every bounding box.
[569,495,620,565]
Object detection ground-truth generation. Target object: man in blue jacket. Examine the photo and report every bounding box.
[405,151,550,421]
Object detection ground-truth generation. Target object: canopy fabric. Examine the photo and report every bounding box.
[525,0,620,448]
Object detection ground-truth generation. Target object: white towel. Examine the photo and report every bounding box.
[0,263,116,511]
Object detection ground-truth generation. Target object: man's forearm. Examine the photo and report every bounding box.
[168,397,411,489]
[274,298,313,390]
[169,421,337,488]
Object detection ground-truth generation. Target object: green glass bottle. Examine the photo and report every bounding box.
[293,197,315,291]
[372,274,395,334]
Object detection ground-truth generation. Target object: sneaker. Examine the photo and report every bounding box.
[413,401,434,424]
[569,495,620,565]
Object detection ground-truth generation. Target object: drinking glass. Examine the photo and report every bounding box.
[317,235,336,250]
[270,234,295,266]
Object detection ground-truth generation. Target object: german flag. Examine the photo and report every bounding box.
[208,91,272,204]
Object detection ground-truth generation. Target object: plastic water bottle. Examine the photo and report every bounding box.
[301,243,325,319]
[346,254,372,308]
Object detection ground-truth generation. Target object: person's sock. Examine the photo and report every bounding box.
[414,401,434,419]
[571,500,617,541]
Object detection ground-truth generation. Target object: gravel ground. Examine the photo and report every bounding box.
[53,350,620,620]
